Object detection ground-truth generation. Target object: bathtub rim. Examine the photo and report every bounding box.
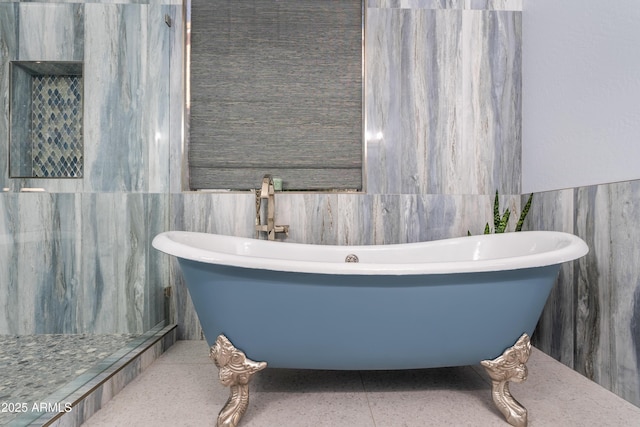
[152,230,588,275]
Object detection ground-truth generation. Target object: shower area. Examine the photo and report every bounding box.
[0,1,183,424]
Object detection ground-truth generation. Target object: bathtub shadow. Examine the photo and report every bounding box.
[251,365,489,393]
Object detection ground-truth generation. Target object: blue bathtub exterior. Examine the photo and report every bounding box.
[178,259,560,370]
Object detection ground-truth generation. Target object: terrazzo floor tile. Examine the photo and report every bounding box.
[247,369,375,427]
[83,341,640,427]
[81,362,221,427]
[360,366,495,426]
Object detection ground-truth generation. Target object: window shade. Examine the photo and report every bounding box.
[189,0,363,190]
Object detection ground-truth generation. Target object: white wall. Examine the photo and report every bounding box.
[522,0,640,193]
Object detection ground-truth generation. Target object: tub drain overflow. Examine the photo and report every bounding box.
[345,254,359,263]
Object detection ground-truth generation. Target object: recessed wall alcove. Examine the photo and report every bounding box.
[9,61,84,178]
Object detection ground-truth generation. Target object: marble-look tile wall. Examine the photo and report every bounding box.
[365,3,521,195]
[0,192,170,335]
[527,180,640,407]
[367,0,522,10]
[1,1,178,193]
[0,0,182,334]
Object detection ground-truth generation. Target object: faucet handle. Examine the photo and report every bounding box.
[260,175,273,198]
[273,224,289,238]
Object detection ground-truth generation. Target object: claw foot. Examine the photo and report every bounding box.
[210,335,267,427]
[481,333,531,427]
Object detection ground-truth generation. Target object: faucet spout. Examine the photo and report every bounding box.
[255,175,289,240]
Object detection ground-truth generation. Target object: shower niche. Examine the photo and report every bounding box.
[9,61,84,178]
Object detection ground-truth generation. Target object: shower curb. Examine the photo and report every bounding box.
[15,324,177,427]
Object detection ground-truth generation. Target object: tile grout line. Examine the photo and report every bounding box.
[359,371,378,427]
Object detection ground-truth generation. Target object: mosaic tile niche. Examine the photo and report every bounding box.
[10,62,83,178]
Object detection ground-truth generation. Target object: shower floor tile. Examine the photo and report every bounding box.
[0,334,139,425]
[82,341,640,427]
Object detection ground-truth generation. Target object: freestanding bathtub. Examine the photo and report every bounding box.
[153,230,588,427]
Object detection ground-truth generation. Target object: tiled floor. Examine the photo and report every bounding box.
[83,341,640,427]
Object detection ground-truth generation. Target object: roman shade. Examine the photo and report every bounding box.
[189,0,363,190]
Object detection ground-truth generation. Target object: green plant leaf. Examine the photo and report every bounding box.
[497,209,510,233]
[515,193,533,232]
[472,190,534,235]
[493,190,500,231]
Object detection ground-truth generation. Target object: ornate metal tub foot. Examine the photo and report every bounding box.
[210,335,267,427]
[481,333,532,427]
